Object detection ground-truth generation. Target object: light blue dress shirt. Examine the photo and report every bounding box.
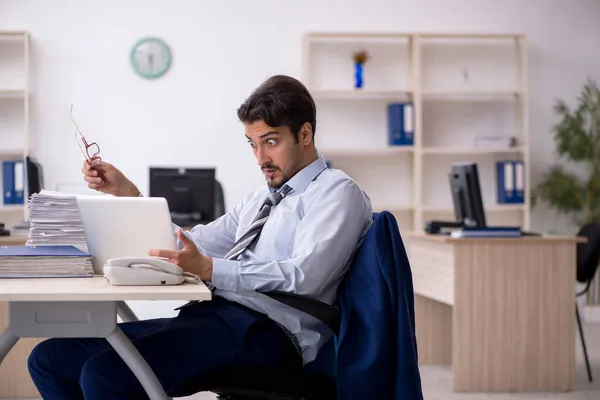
[179,155,373,364]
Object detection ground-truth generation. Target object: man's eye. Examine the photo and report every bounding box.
[267,139,277,146]
[248,142,257,148]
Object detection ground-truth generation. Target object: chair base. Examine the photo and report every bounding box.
[214,390,304,400]
[576,301,593,382]
[170,365,336,400]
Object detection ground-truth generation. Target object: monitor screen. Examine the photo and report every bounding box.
[24,156,43,199]
[448,162,487,228]
[149,167,216,227]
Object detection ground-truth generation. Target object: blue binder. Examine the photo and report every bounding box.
[496,160,525,204]
[13,160,24,205]
[0,245,91,257]
[2,160,15,205]
[387,102,414,146]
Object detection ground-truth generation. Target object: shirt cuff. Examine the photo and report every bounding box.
[210,258,240,291]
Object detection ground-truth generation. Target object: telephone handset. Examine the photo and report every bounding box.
[103,257,200,286]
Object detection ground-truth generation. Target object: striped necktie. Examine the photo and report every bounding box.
[224,184,293,261]
[176,184,292,308]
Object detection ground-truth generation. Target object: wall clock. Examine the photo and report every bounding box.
[130,37,172,79]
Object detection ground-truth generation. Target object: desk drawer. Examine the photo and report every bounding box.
[406,238,454,306]
[9,301,117,338]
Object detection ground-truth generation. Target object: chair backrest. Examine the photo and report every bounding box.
[577,222,600,283]
[332,211,423,399]
[214,179,225,219]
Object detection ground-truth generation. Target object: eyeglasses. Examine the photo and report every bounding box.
[70,104,101,162]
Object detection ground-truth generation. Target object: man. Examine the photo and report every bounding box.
[27,75,373,399]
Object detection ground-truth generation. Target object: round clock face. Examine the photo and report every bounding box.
[130,37,172,79]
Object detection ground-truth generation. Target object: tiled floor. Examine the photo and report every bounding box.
[183,323,600,400]
[418,322,600,400]
[18,323,600,399]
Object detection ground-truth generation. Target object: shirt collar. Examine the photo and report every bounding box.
[269,155,327,195]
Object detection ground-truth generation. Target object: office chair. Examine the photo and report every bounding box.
[214,179,225,219]
[169,211,423,399]
[575,222,600,382]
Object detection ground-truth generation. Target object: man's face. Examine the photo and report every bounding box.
[245,120,304,189]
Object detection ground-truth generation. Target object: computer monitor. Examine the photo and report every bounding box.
[149,167,216,227]
[24,156,43,199]
[448,162,487,228]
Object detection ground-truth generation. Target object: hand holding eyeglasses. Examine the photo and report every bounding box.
[72,104,141,197]
[81,160,141,197]
[70,104,102,165]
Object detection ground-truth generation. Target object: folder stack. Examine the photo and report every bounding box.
[496,160,525,204]
[2,160,25,205]
[26,190,89,253]
[0,245,93,278]
[387,102,414,146]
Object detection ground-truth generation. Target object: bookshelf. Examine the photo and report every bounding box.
[0,31,30,229]
[302,32,529,232]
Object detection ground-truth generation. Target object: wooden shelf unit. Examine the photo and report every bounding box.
[0,31,30,229]
[302,32,529,232]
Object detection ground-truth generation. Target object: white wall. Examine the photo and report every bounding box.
[1,0,599,232]
[2,0,600,316]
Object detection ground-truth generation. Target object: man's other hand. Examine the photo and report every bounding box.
[82,160,140,197]
[148,228,213,281]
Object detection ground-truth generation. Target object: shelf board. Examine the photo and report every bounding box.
[0,205,25,213]
[419,32,524,40]
[374,205,413,212]
[422,146,525,155]
[0,148,25,157]
[0,31,28,40]
[312,89,412,100]
[421,90,522,100]
[305,32,412,43]
[0,90,26,99]
[422,204,526,213]
[320,146,414,157]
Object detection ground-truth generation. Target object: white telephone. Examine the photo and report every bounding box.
[103,257,200,286]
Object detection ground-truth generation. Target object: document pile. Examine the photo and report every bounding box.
[26,190,89,253]
[0,245,93,278]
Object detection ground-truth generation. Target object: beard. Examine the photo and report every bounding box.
[262,147,303,189]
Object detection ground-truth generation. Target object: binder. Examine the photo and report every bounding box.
[14,160,24,204]
[514,160,524,203]
[2,160,15,205]
[451,226,522,238]
[387,102,414,146]
[496,160,525,204]
[0,245,90,257]
[0,245,93,278]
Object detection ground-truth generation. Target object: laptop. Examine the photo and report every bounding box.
[77,195,178,274]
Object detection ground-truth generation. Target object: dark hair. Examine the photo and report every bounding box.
[237,75,316,142]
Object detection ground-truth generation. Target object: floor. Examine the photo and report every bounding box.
[181,323,600,400]
[15,323,600,400]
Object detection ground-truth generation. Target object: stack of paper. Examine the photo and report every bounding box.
[26,190,89,252]
[0,245,93,278]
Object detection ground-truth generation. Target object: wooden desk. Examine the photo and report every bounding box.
[0,277,211,399]
[0,235,30,398]
[0,235,27,246]
[404,233,585,392]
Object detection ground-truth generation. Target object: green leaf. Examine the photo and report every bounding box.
[538,77,600,227]
[533,165,585,215]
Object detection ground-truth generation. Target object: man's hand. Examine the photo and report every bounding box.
[148,228,213,281]
[82,160,141,197]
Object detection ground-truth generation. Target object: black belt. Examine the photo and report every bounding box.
[275,321,303,361]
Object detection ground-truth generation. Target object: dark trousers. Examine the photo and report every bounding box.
[27,297,301,400]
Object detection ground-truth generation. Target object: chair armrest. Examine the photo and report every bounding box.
[260,290,341,336]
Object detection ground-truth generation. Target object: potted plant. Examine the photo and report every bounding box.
[531,77,600,228]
